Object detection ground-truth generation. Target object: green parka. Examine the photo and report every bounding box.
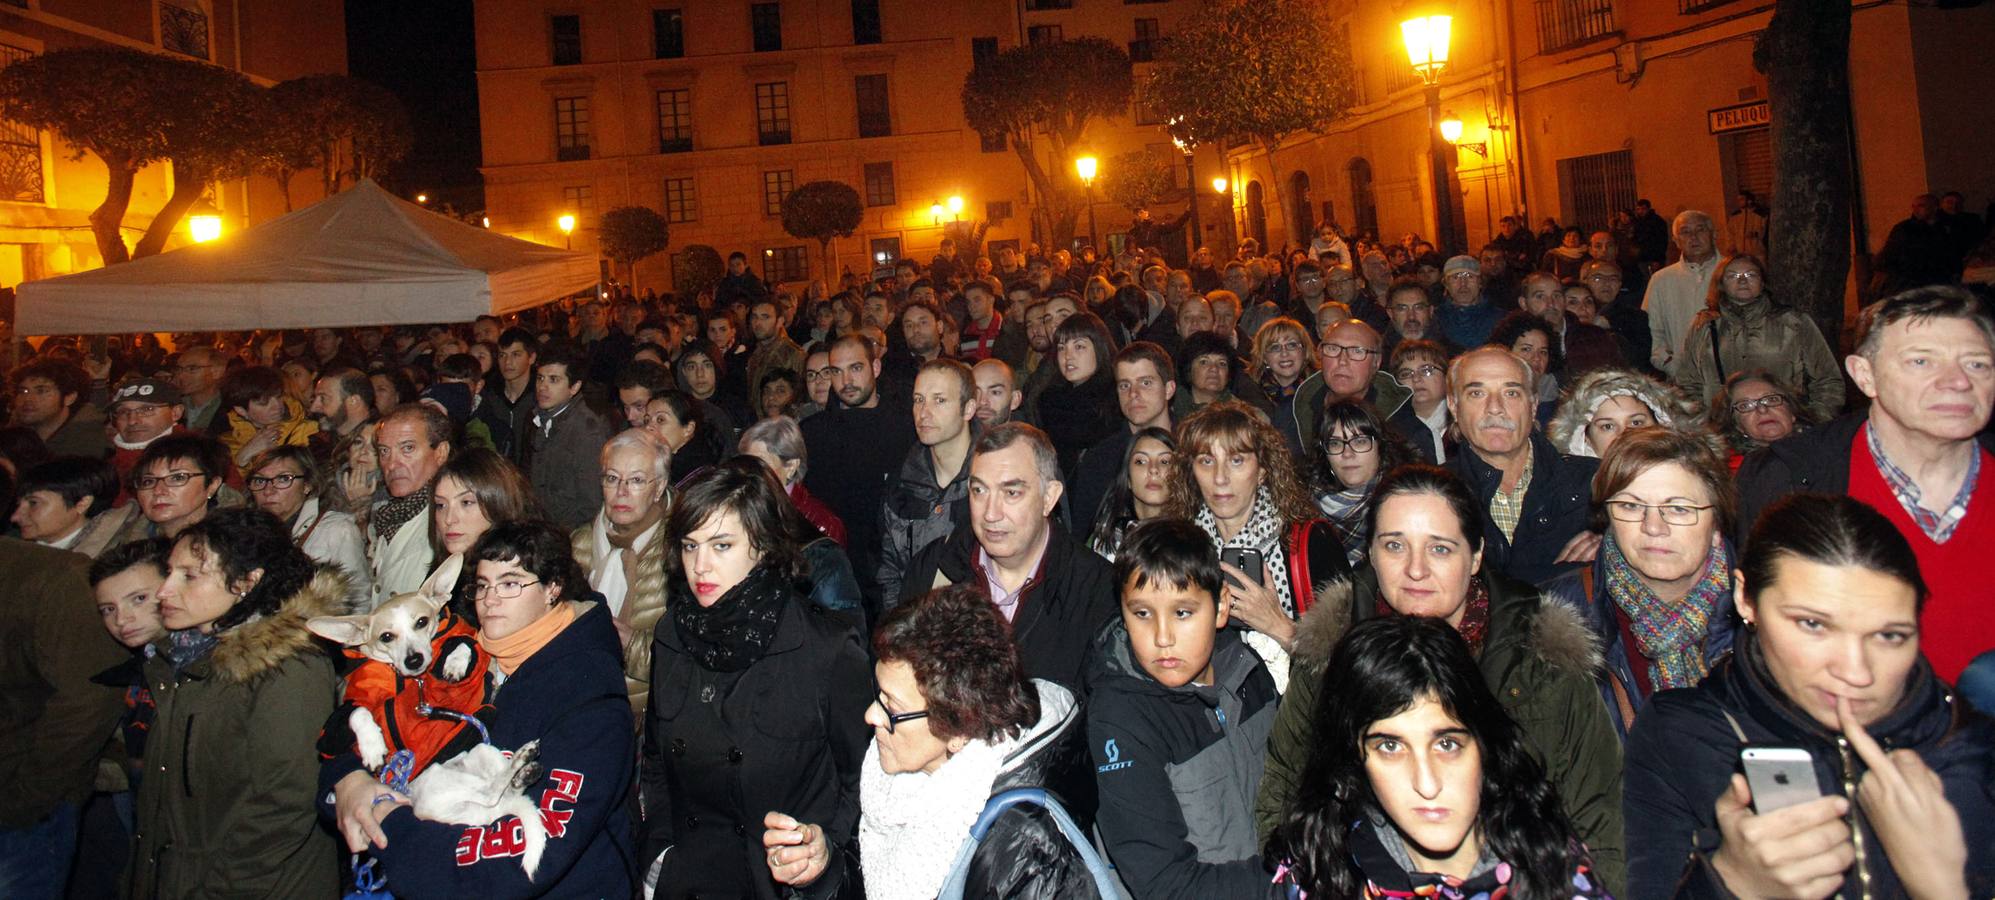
[126,568,350,900]
[1255,572,1627,897]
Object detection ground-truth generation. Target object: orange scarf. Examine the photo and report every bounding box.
[479,602,576,675]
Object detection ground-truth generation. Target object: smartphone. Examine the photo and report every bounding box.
[1219,548,1264,589]
[1740,746,1821,813]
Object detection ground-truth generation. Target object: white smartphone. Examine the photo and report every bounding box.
[1740,746,1822,813]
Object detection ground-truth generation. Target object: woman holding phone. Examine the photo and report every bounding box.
[1623,493,1995,899]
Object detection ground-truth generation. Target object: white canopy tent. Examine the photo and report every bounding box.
[15,179,599,335]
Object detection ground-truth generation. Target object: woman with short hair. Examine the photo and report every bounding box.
[246,444,371,602]
[645,389,727,485]
[1311,400,1418,567]
[11,455,136,557]
[1675,254,1845,423]
[1708,368,1814,468]
[121,434,232,544]
[571,429,671,715]
[1252,317,1317,457]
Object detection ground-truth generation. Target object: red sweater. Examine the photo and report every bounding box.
[1848,433,1995,683]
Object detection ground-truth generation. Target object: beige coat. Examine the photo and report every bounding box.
[572,514,668,717]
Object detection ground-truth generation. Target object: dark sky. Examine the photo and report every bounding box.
[345,1,482,211]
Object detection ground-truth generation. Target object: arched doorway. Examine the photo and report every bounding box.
[1287,171,1313,245]
[1348,158,1378,242]
[1245,180,1268,251]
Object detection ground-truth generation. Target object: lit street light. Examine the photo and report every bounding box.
[1439,110,1487,158]
[1402,12,1466,253]
[946,195,964,219]
[416,193,430,204]
[1167,117,1203,264]
[1212,178,1234,252]
[929,202,946,226]
[1075,155,1099,255]
[188,200,222,244]
[558,212,576,249]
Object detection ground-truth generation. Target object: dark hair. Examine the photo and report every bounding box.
[666,456,809,583]
[873,584,1040,744]
[467,519,585,600]
[650,389,727,462]
[89,536,171,588]
[614,359,675,395]
[1368,464,1484,556]
[1114,341,1175,383]
[1268,616,1587,900]
[0,426,49,473]
[533,341,587,385]
[19,455,120,513]
[435,353,482,383]
[175,507,320,633]
[133,434,229,491]
[1314,400,1418,491]
[1177,331,1240,387]
[1053,312,1117,380]
[1854,284,1995,359]
[496,327,538,353]
[1489,311,1563,374]
[220,365,286,412]
[322,367,375,418]
[1743,493,1927,611]
[431,448,545,558]
[1114,518,1223,602]
[758,368,803,416]
[369,369,416,411]
[10,358,87,409]
[245,444,327,503]
[1088,426,1177,555]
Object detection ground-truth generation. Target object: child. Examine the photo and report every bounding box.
[88,539,173,789]
[1086,518,1283,900]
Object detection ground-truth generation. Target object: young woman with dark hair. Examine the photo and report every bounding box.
[1087,426,1176,559]
[640,457,871,899]
[645,389,728,485]
[1269,616,1609,899]
[1036,312,1121,481]
[1312,399,1419,567]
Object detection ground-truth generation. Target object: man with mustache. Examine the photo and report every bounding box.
[801,334,918,612]
[1445,346,1600,585]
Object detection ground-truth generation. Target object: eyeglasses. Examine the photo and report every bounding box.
[1322,434,1377,456]
[1731,394,1789,414]
[1723,271,1763,282]
[1318,342,1378,362]
[805,367,837,383]
[1264,340,1305,355]
[136,471,207,491]
[601,472,655,493]
[247,473,304,491]
[472,579,541,600]
[1395,364,1443,382]
[874,690,929,734]
[112,404,168,421]
[1604,501,1714,526]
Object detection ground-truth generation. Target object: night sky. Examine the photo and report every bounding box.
[344,0,482,213]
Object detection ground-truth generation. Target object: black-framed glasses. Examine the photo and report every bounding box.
[472,579,541,600]
[1322,434,1377,456]
[874,690,929,734]
[1318,342,1378,362]
[136,471,207,491]
[247,473,304,491]
[1604,501,1714,526]
[1731,394,1789,414]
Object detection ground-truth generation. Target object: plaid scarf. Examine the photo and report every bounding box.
[372,480,433,539]
[1602,532,1728,691]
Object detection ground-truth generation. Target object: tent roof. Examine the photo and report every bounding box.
[16,179,598,335]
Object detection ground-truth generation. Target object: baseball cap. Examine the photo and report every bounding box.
[110,378,183,408]
[1442,255,1481,278]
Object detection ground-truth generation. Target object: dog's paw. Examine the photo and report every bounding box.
[439,643,473,682]
[508,740,545,791]
[352,709,388,771]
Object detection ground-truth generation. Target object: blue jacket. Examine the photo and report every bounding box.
[1436,298,1503,349]
[1450,430,1598,586]
[319,601,635,900]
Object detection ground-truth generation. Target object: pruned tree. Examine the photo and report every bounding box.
[676,245,726,301]
[1755,0,1852,349]
[599,205,671,287]
[130,58,267,258]
[780,181,864,278]
[962,38,1133,250]
[274,74,413,198]
[1102,149,1179,213]
[944,218,992,266]
[1148,0,1356,248]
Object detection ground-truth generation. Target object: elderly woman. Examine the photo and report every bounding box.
[1542,427,1739,735]
[571,430,671,716]
[1036,312,1121,481]
[132,508,351,899]
[326,520,635,897]
[739,417,866,624]
[1547,367,1702,459]
[1624,494,1994,899]
[1312,400,1419,567]
[1171,331,1274,421]
[640,458,871,899]
[246,445,371,602]
[858,584,1098,900]
[1258,465,1627,894]
[1674,253,1845,422]
[1165,400,1351,692]
[1708,368,1814,468]
[1252,317,1317,458]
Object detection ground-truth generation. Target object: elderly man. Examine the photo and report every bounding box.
[877,359,980,606]
[1738,286,1995,683]
[369,404,451,608]
[1435,256,1502,349]
[897,422,1118,695]
[1641,210,1719,376]
[1288,319,1416,461]
[1580,258,1654,376]
[1445,346,1600,585]
[571,429,670,714]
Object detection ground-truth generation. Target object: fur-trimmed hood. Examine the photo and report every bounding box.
[207,567,354,684]
[1288,573,1602,679]
[1546,367,1710,459]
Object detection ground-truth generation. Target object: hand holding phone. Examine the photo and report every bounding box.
[1740,746,1820,814]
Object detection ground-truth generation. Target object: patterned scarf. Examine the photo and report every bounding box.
[671,565,787,673]
[1317,477,1378,567]
[1375,577,1492,655]
[1194,486,1294,617]
[164,629,219,675]
[1602,532,1728,691]
[371,479,433,539]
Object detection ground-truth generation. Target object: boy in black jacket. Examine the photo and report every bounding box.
[1086,519,1283,900]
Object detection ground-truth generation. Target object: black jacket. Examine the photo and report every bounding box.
[1035,374,1120,483]
[1736,410,1995,546]
[1068,427,1132,533]
[954,680,1107,899]
[481,380,537,463]
[801,394,919,604]
[1624,635,1995,899]
[1449,430,1598,586]
[524,399,614,531]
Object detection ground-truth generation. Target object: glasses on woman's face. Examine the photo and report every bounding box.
[1731,394,1788,414]
[247,473,303,492]
[601,472,653,494]
[1322,434,1377,456]
[136,471,206,492]
[1604,500,1713,527]
[1724,270,1763,282]
[874,690,929,734]
[1395,364,1443,382]
[1264,340,1305,356]
[472,578,541,600]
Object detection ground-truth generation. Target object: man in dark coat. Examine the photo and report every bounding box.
[1874,193,1961,296]
[524,343,614,530]
[713,251,771,308]
[1629,199,1670,271]
[1446,347,1599,585]
[802,335,919,613]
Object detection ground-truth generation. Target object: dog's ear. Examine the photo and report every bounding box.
[418,553,465,608]
[306,614,372,646]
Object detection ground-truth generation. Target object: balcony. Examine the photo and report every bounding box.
[1534,0,1616,53]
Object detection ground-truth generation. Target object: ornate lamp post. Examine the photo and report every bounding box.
[1074,155,1099,254]
[1212,177,1234,254]
[1401,13,1466,253]
[1168,119,1203,262]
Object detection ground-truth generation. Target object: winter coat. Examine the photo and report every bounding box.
[1257,572,1626,896]
[64,502,143,560]
[1086,622,1284,900]
[1436,298,1503,349]
[877,440,973,610]
[130,568,351,900]
[1673,296,1845,423]
[1545,367,1707,460]
[288,496,372,606]
[46,401,110,459]
[801,395,920,605]
[219,398,320,466]
[524,400,613,531]
[1036,374,1120,482]
[1624,635,1995,899]
[639,579,872,900]
[803,535,867,625]
[746,333,805,416]
[1068,427,1132,534]
[0,539,125,828]
[320,600,636,900]
[1288,369,1412,465]
[571,514,669,717]
[1448,430,1599,586]
[368,504,433,612]
[478,382,532,462]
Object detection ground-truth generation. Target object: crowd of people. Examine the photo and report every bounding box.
[2,191,1993,900]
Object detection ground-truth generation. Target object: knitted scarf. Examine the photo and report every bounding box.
[671,565,787,673]
[1317,478,1378,567]
[1602,533,1728,691]
[479,602,575,676]
[857,736,1008,900]
[372,480,433,539]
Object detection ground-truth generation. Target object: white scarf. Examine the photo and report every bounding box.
[1195,486,1295,693]
[858,736,1008,900]
[585,509,655,617]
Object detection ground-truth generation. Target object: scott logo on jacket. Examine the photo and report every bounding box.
[1097,738,1133,774]
[454,769,585,866]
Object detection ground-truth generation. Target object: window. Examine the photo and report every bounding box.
[1719,128,1773,205]
[159,0,209,59]
[562,184,595,216]
[762,169,795,217]
[863,162,896,207]
[751,3,782,52]
[550,15,581,65]
[554,96,591,161]
[986,200,1013,223]
[763,246,809,283]
[653,9,684,58]
[852,0,881,44]
[664,177,697,223]
[656,89,692,153]
[1534,0,1616,53]
[1348,157,1377,240]
[754,82,791,145]
[1555,149,1636,233]
[1026,25,1062,45]
[868,237,902,268]
[1129,19,1160,62]
[1025,0,1072,9]
[1679,0,1737,12]
[972,37,999,68]
[855,74,891,138]
[0,43,42,204]
[1133,85,1163,125]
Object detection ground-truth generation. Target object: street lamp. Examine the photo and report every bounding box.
[557,212,576,249]
[929,202,946,226]
[1167,119,1203,264]
[416,192,430,204]
[1439,111,1487,158]
[946,195,964,219]
[1211,178,1235,253]
[1074,155,1099,254]
[187,200,222,243]
[1401,12,1466,253]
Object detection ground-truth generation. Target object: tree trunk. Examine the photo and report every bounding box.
[131,170,207,259]
[820,237,836,282]
[89,160,137,265]
[276,168,295,212]
[1755,0,1853,350]
[1012,135,1075,253]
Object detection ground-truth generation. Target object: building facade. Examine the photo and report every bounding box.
[0,0,349,289]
